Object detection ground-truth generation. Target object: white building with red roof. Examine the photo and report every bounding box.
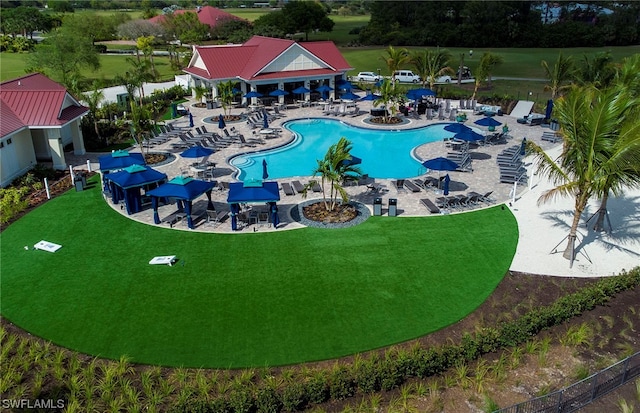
[184,35,353,104]
[148,5,242,29]
[1,73,88,187]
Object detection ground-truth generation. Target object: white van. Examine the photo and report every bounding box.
[393,70,420,83]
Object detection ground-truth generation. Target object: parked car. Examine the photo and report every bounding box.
[427,75,452,83]
[356,72,381,82]
[393,70,421,83]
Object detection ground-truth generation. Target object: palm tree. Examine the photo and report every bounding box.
[216,81,236,117]
[82,85,105,144]
[305,137,362,212]
[374,78,403,123]
[471,52,503,100]
[541,52,575,99]
[123,57,155,106]
[193,84,209,107]
[575,52,616,88]
[526,85,639,266]
[410,49,452,90]
[589,56,640,232]
[381,46,409,83]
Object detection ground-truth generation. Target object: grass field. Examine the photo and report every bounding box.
[0,176,518,368]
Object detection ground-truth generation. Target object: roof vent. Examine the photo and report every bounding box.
[18,81,21,86]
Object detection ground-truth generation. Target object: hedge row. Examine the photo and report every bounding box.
[171,267,640,413]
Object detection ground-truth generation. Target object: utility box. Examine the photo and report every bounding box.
[373,197,382,216]
[74,174,84,192]
[388,198,397,216]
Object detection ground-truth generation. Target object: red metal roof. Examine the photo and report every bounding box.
[187,36,353,82]
[1,73,88,138]
[148,6,242,28]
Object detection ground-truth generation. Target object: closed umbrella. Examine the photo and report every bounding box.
[443,174,451,195]
[545,99,554,121]
[263,112,269,129]
[520,138,527,156]
[188,112,194,128]
[269,202,280,228]
[262,159,269,180]
[230,203,240,231]
[218,113,226,129]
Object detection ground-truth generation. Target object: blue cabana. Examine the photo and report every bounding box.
[104,164,167,215]
[227,181,281,230]
[99,150,145,171]
[147,176,216,229]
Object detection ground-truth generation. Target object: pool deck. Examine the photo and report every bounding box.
[68,99,640,278]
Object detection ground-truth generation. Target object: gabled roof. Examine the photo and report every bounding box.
[148,5,242,28]
[184,35,352,82]
[0,73,88,138]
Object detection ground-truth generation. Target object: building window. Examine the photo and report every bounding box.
[6,139,11,145]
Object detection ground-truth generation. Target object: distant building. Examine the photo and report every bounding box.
[184,35,353,104]
[1,73,88,187]
[148,5,243,29]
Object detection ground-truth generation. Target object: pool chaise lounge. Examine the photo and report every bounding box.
[420,198,441,214]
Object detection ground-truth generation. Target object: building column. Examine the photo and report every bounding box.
[329,78,335,101]
[211,82,218,99]
[47,129,66,170]
[71,120,86,155]
[278,82,285,104]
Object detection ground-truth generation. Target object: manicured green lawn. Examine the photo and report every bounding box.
[0,177,517,368]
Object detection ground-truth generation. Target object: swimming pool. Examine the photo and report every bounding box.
[231,118,461,180]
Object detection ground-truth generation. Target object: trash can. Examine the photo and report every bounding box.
[550,120,559,131]
[373,197,382,216]
[80,173,87,188]
[170,103,177,118]
[74,174,84,192]
[388,198,397,216]
[206,100,214,109]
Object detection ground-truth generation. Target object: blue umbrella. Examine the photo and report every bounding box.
[406,88,436,100]
[444,123,472,134]
[188,112,194,128]
[269,202,279,228]
[315,85,333,93]
[263,112,269,129]
[244,91,263,98]
[545,99,554,120]
[232,87,242,95]
[262,158,269,180]
[422,157,459,172]
[218,113,226,129]
[443,174,451,195]
[269,89,289,97]
[292,86,311,94]
[341,91,361,101]
[180,146,214,159]
[338,80,353,90]
[474,117,502,127]
[230,203,240,230]
[340,155,362,167]
[453,129,485,142]
[359,93,381,101]
[374,79,385,88]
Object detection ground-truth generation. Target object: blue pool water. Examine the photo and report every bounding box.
[231,118,458,180]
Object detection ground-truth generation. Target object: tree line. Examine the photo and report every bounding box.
[357,1,640,47]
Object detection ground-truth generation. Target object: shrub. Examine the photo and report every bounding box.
[329,365,355,400]
[304,371,329,405]
[279,381,307,412]
[0,186,30,224]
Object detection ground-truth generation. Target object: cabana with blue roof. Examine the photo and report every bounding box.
[227,180,281,230]
[147,176,216,229]
[98,150,145,171]
[104,164,167,214]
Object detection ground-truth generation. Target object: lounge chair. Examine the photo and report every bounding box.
[311,182,322,192]
[393,179,407,192]
[291,180,305,193]
[403,180,421,192]
[206,208,228,227]
[281,182,295,196]
[420,198,441,214]
[541,132,562,143]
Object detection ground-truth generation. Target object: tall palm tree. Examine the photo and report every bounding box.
[193,84,209,106]
[410,49,453,90]
[589,57,640,232]
[471,52,503,100]
[305,137,362,211]
[124,57,155,106]
[527,85,638,266]
[541,52,574,99]
[575,52,616,88]
[216,81,235,117]
[381,46,409,83]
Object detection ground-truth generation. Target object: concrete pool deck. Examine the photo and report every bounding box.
[67,98,640,278]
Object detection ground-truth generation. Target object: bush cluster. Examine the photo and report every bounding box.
[170,268,640,413]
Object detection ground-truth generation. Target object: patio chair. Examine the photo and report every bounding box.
[420,198,441,214]
[403,180,421,192]
[311,182,322,192]
[281,182,295,196]
[393,179,407,193]
[206,208,228,227]
[291,180,305,193]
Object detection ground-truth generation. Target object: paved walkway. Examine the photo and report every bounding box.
[66,98,640,278]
